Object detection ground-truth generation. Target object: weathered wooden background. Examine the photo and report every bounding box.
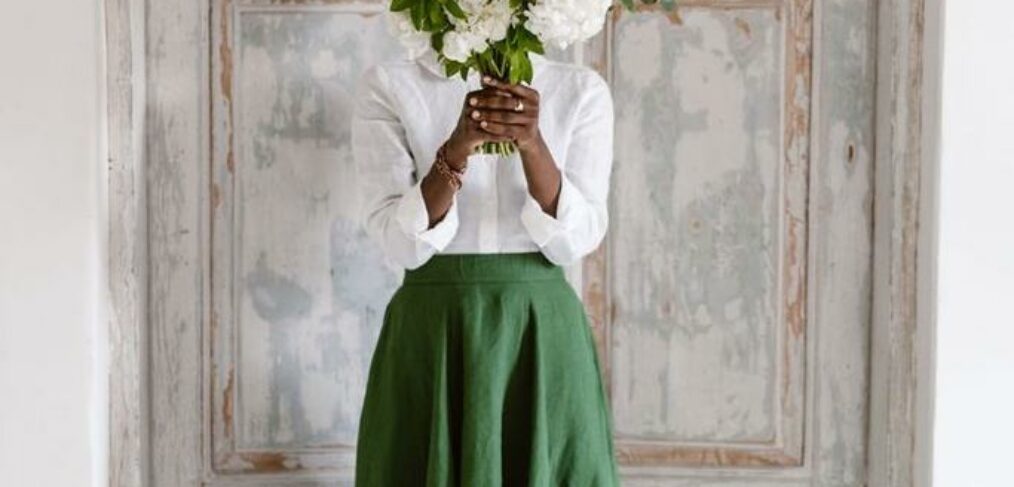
[146,0,879,484]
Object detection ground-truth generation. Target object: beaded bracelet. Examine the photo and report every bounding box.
[433,143,466,190]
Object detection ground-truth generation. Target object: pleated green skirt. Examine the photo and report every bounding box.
[355,252,619,486]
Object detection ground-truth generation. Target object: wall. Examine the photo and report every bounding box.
[0,0,108,486]
[934,1,1014,486]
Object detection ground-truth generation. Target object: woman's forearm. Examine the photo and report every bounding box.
[419,168,457,228]
[518,133,562,218]
[419,139,471,228]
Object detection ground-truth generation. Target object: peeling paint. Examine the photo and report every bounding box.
[610,7,784,446]
[223,365,235,438]
[208,2,405,475]
[597,0,815,469]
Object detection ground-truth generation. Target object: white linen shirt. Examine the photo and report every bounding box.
[351,50,614,270]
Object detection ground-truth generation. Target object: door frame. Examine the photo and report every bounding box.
[867,0,942,485]
[105,0,148,485]
[103,0,942,484]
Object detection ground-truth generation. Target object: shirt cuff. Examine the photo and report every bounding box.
[520,175,579,247]
[395,177,459,251]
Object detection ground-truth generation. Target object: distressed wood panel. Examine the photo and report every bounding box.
[810,0,876,483]
[209,0,405,476]
[595,0,812,468]
[610,7,783,444]
[147,0,209,483]
[107,0,148,484]
[578,0,878,483]
[869,0,941,484]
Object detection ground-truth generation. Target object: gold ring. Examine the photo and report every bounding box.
[514,100,524,112]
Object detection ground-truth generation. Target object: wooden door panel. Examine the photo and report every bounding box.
[576,0,874,483]
[585,0,812,469]
[609,6,793,449]
[209,0,403,476]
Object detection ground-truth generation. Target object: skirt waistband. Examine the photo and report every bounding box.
[403,252,564,284]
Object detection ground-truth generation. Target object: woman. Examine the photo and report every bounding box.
[351,48,617,485]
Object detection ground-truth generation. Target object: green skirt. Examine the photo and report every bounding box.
[355,252,619,486]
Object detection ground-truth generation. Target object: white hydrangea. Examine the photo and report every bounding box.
[386,11,432,59]
[388,0,611,66]
[442,0,514,62]
[524,0,611,49]
[442,30,484,62]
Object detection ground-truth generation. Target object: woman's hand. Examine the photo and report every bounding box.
[473,75,543,152]
[443,76,545,165]
[420,77,553,228]
[470,75,562,217]
[442,86,510,167]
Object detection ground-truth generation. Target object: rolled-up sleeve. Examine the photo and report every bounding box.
[351,65,459,270]
[520,70,614,266]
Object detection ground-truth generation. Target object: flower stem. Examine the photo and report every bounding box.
[477,140,517,156]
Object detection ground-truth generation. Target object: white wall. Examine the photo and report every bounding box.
[0,1,108,486]
[934,1,1014,486]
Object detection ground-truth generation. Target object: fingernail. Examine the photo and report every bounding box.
[482,75,491,83]
[471,110,480,119]
[469,97,477,106]
[480,121,488,128]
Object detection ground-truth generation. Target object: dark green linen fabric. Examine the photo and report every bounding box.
[355,252,619,486]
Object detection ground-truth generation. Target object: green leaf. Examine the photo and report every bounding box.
[476,49,497,78]
[521,53,534,83]
[659,0,676,10]
[444,61,460,77]
[517,28,545,54]
[444,0,467,20]
[428,0,446,27]
[620,0,635,11]
[507,50,531,84]
[409,3,424,29]
[430,31,444,52]
[390,0,413,12]
[491,39,508,57]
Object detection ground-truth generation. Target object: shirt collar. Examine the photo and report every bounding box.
[416,48,547,81]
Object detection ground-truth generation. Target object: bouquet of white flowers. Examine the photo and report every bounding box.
[387,0,673,154]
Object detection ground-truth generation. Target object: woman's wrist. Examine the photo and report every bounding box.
[516,130,546,158]
[443,135,472,170]
[428,142,466,191]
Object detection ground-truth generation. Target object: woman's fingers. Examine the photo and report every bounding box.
[461,87,499,113]
[468,109,530,125]
[480,75,539,103]
[477,120,523,138]
[467,91,520,111]
[459,85,538,146]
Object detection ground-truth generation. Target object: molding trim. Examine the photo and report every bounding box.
[105,0,148,485]
[868,0,942,485]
